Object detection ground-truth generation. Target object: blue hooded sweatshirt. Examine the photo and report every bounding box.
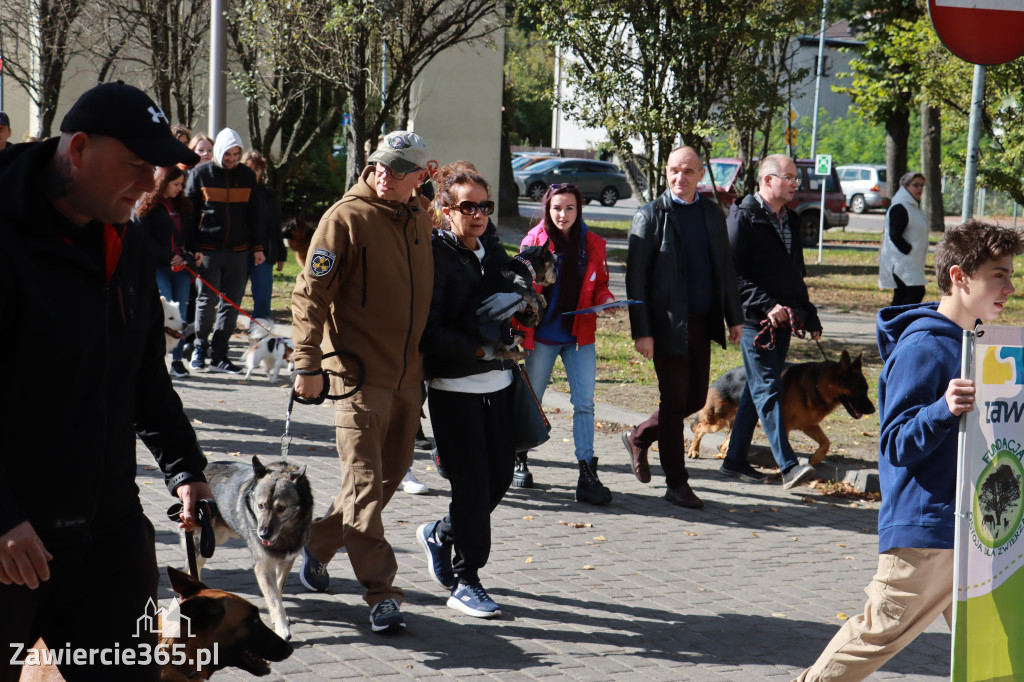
[876,302,964,553]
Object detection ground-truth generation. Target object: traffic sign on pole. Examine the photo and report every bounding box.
[929,0,1024,65]
[815,154,832,176]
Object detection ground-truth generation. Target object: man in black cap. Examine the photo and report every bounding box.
[0,81,211,681]
[0,112,11,150]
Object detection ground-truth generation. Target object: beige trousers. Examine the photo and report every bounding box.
[307,382,419,607]
[795,547,953,682]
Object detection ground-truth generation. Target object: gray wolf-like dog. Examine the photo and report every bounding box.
[198,456,313,640]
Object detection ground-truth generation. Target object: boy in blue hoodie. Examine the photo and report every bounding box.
[796,220,1023,681]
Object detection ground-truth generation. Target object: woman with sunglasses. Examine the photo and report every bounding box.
[416,165,522,619]
[516,182,615,504]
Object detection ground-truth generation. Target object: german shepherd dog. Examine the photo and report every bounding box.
[688,350,876,466]
[199,456,313,641]
[281,217,314,268]
[17,567,293,681]
[478,245,558,361]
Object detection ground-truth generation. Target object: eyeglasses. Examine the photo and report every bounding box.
[451,201,495,216]
[768,173,800,184]
[374,162,410,181]
[549,183,578,191]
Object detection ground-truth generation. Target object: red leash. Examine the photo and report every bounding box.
[171,259,274,337]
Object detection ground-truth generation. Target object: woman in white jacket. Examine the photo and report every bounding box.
[879,172,928,305]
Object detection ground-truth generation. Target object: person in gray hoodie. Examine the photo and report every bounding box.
[185,128,265,373]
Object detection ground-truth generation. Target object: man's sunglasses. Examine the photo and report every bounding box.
[550,183,578,191]
[451,201,495,216]
[374,162,412,180]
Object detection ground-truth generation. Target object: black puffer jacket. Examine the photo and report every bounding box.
[134,201,199,266]
[727,194,821,332]
[185,160,265,254]
[421,229,517,380]
[0,139,207,547]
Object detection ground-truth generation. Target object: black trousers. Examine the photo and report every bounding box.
[0,513,160,682]
[428,383,515,585]
[891,274,925,306]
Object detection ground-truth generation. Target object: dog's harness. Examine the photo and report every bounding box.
[753,305,830,361]
[281,350,366,462]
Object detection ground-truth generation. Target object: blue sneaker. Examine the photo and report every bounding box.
[447,581,501,618]
[299,546,329,592]
[416,521,455,589]
[369,598,406,633]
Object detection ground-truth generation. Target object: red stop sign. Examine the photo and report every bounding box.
[930,0,1024,65]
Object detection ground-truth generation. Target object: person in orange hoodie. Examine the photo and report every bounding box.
[517,182,615,504]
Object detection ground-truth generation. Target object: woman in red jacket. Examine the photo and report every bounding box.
[518,183,615,504]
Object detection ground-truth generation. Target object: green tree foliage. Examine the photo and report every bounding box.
[504,27,553,148]
[522,0,814,202]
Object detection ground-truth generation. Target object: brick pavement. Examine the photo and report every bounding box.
[136,342,951,681]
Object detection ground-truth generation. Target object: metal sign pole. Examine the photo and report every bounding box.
[961,64,986,222]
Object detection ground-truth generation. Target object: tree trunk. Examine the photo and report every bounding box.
[920,102,944,232]
[885,108,910,199]
[346,34,368,192]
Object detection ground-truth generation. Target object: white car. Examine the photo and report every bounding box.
[837,164,890,214]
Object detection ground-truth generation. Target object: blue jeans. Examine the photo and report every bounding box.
[155,266,193,361]
[724,326,799,472]
[524,341,596,462]
[247,258,273,321]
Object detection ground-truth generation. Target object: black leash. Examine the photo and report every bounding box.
[166,498,219,578]
[281,350,366,463]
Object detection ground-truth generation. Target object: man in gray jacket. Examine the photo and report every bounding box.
[622,146,743,509]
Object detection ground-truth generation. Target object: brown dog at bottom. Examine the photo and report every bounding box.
[688,350,876,466]
[18,567,293,681]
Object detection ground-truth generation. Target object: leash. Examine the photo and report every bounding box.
[281,349,366,463]
[753,305,830,361]
[171,257,274,338]
[166,499,219,578]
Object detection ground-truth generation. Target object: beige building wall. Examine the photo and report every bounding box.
[408,30,505,218]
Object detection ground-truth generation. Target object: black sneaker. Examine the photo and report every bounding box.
[169,360,190,378]
[299,546,329,592]
[719,459,766,482]
[369,598,406,633]
[209,358,243,374]
[782,464,816,490]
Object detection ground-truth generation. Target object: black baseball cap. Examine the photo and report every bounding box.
[0,112,9,128]
[60,81,199,167]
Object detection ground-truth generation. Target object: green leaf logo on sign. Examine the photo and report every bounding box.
[815,154,832,176]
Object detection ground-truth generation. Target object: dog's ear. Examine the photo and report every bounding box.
[252,455,268,478]
[852,351,864,371]
[179,594,226,630]
[292,465,307,480]
[839,349,851,368]
[167,566,209,599]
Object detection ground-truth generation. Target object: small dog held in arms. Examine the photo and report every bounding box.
[161,295,186,355]
[477,245,558,361]
[244,320,294,382]
[687,350,876,466]
[17,567,293,681]
[197,456,314,641]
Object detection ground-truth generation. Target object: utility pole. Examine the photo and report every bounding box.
[961,64,985,222]
[809,0,829,161]
[209,0,227,136]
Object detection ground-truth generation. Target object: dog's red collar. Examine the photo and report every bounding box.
[512,254,536,281]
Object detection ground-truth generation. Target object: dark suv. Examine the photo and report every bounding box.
[697,158,849,245]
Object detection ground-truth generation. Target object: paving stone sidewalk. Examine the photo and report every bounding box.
[139,342,951,681]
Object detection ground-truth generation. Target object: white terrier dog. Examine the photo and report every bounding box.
[161,296,185,355]
[245,321,294,382]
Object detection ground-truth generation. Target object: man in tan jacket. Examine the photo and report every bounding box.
[291,131,433,633]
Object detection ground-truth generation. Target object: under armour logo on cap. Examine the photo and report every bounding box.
[148,106,169,125]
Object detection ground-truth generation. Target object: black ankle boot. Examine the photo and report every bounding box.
[576,457,612,505]
[512,451,533,488]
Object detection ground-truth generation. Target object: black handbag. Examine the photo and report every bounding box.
[512,363,551,452]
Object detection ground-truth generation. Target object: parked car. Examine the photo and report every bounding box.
[514,158,633,206]
[512,153,559,171]
[696,158,849,245]
[837,164,889,214]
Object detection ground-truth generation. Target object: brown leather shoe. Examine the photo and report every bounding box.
[621,430,651,483]
[665,482,703,509]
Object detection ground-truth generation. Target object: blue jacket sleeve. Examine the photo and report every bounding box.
[879,346,960,468]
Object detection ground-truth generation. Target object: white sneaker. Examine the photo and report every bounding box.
[401,469,428,494]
